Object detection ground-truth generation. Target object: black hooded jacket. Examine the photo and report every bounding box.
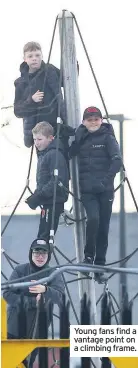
[14,61,66,147]
[69,123,122,193]
[35,138,69,205]
[3,241,64,338]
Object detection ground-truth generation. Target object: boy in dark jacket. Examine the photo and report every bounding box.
[69,106,122,283]
[3,238,65,367]
[25,121,69,242]
[14,41,75,151]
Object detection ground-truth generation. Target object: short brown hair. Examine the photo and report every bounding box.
[23,41,42,54]
[32,122,54,137]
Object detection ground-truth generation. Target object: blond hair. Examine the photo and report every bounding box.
[23,41,42,54]
[32,122,54,137]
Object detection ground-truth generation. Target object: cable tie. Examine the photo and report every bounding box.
[50,229,54,237]
[57,117,63,125]
[54,169,58,176]
[26,179,29,186]
[58,181,63,187]
[50,230,54,237]
[124,170,127,179]
[1,248,5,253]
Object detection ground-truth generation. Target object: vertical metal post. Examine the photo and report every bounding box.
[119,115,127,322]
[108,114,128,322]
[58,11,100,367]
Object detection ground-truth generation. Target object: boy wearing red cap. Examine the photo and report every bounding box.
[70,107,122,283]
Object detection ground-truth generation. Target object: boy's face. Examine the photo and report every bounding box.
[83,116,102,132]
[32,249,48,267]
[33,133,53,151]
[24,49,42,72]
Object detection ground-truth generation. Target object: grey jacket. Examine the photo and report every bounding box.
[3,263,64,338]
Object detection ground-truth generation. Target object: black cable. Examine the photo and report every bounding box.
[71,12,110,120]
[59,174,126,224]
[2,250,19,265]
[1,271,8,280]
[1,146,34,237]
[3,252,15,270]
[53,249,80,324]
[105,247,138,266]
[96,293,104,306]
[1,187,27,237]
[109,293,119,325]
[54,246,79,276]
[54,245,76,264]
[126,177,138,212]
[49,10,66,249]
[109,292,120,324]
[53,313,60,320]
[111,292,138,319]
[27,145,34,181]
[42,16,58,91]
[107,247,138,281]
[129,292,138,304]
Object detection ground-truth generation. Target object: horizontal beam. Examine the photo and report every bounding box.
[2,339,69,368]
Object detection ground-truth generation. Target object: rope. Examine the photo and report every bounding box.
[1,271,8,280]
[52,248,80,324]
[70,12,110,121]
[107,247,138,281]
[49,10,65,249]
[1,146,34,237]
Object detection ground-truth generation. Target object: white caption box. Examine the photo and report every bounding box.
[70,325,138,357]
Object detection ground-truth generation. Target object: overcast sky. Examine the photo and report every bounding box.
[1,0,138,213]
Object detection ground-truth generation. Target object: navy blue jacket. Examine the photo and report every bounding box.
[36,138,69,205]
[69,123,122,193]
[14,61,66,147]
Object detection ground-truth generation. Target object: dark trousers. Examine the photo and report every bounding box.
[81,191,114,265]
[8,333,37,367]
[38,203,64,241]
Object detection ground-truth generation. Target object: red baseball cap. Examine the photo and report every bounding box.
[83,106,102,120]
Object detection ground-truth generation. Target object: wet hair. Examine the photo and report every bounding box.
[32,121,54,137]
[23,41,42,54]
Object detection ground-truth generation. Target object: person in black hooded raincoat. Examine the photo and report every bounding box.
[69,106,123,283]
[3,238,65,367]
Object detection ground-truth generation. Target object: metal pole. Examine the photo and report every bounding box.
[58,11,100,367]
[58,9,98,309]
[119,115,127,322]
[108,114,128,322]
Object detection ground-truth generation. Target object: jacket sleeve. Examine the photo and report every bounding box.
[69,125,87,159]
[43,273,65,307]
[3,268,22,306]
[103,135,123,184]
[14,81,37,118]
[3,267,37,309]
[39,150,69,198]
